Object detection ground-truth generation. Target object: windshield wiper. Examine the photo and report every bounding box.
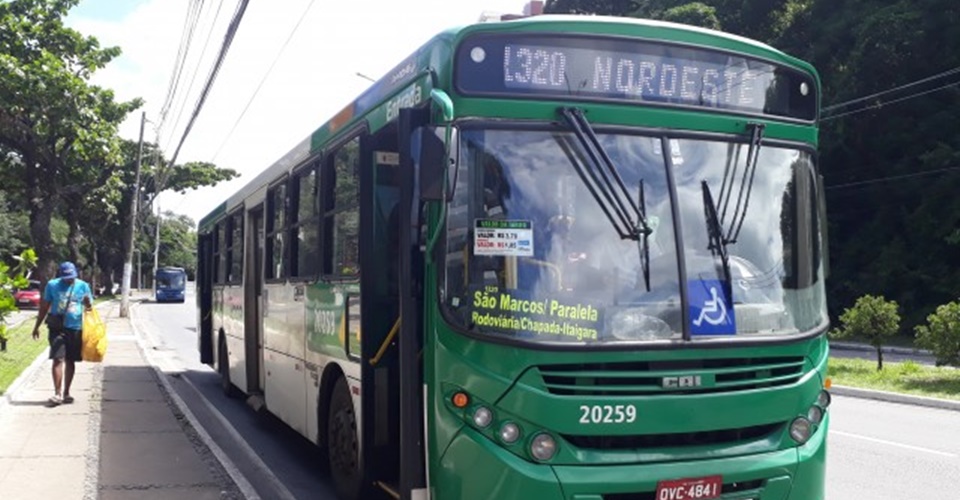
[558,107,653,290]
[702,122,765,290]
[718,122,764,244]
[702,181,732,290]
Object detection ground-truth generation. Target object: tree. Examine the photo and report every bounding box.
[659,2,721,29]
[0,191,30,259]
[156,212,198,279]
[0,0,141,282]
[914,301,960,367]
[832,295,901,370]
[78,139,237,292]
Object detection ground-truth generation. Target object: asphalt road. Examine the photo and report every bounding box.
[827,396,960,498]
[129,286,339,500]
[130,288,960,499]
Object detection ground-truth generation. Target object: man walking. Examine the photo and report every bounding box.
[32,262,93,406]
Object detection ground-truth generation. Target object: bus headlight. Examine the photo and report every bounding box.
[790,416,812,444]
[530,433,557,461]
[807,405,824,425]
[499,422,521,444]
[817,390,831,408]
[472,406,493,428]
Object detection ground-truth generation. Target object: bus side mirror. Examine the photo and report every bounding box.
[417,128,447,201]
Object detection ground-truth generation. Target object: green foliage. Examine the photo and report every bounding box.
[832,295,900,370]
[0,320,48,394]
[0,0,142,280]
[544,0,640,15]
[660,2,721,29]
[157,212,198,278]
[164,161,239,194]
[828,357,960,401]
[0,191,29,258]
[0,249,37,343]
[914,301,960,367]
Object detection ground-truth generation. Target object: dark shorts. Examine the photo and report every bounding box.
[49,327,83,362]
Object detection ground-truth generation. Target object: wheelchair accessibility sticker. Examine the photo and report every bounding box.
[689,280,736,335]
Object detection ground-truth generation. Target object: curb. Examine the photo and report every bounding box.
[829,340,933,357]
[0,343,49,409]
[829,341,932,357]
[832,384,960,412]
[1,305,111,408]
[125,302,260,500]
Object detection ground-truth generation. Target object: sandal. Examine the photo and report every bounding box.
[48,395,62,406]
[62,395,74,404]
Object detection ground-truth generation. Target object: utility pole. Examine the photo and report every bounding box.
[153,199,161,297]
[120,111,145,317]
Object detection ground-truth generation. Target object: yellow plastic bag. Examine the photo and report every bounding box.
[82,308,107,362]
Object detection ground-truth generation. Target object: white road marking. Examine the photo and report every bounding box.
[831,430,958,458]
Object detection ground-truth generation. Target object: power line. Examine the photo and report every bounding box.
[162,0,228,150]
[825,166,960,191]
[822,65,960,113]
[821,80,960,122]
[158,0,205,126]
[169,0,251,168]
[212,0,318,162]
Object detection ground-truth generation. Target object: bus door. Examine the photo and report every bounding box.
[245,207,266,394]
[198,233,214,364]
[362,108,433,498]
[356,122,407,491]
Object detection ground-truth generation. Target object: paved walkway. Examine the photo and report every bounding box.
[0,301,244,500]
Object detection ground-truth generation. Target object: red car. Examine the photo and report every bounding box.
[13,280,41,309]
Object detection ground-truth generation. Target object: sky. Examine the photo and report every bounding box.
[65,0,531,223]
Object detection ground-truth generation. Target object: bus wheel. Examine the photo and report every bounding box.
[219,336,239,398]
[328,378,362,500]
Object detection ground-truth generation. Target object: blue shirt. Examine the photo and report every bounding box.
[43,278,93,330]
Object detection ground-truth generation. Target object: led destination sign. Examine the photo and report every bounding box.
[456,34,817,120]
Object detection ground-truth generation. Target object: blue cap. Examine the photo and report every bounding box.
[58,262,78,279]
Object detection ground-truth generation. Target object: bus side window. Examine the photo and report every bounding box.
[291,164,320,278]
[226,211,243,284]
[323,137,360,277]
[266,179,288,280]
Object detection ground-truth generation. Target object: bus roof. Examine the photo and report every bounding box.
[199,14,817,232]
[157,267,186,273]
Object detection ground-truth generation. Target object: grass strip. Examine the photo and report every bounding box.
[829,357,960,401]
[0,320,47,395]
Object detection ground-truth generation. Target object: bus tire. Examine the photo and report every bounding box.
[218,335,240,398]
[327,378,363,500]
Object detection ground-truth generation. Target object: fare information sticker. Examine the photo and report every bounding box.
[474,219,533,257]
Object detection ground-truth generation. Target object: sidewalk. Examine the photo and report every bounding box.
[0,300,244,500]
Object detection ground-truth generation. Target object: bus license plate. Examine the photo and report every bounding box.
[656,475,722,500]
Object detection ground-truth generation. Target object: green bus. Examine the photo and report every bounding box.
[197,14,830,500]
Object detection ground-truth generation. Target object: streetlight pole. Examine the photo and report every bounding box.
[120,111,145,317]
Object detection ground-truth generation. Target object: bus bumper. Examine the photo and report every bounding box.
[436,414,828,500]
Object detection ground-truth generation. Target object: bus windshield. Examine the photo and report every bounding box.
[157,270,186,289]
[442,127,827,345]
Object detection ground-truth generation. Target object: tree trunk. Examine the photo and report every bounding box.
[876,345,884,371]
[28,194,57,284]
[67,214,82,267]
[90,241,98,295]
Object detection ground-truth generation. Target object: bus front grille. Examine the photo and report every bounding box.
[538,356,805,396]
[563,422,783,451]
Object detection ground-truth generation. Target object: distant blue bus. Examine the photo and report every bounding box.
[155,266,187,303]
